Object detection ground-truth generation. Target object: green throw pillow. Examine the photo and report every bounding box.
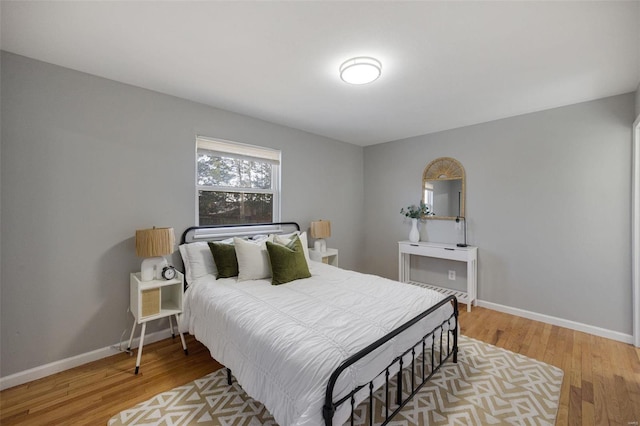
[208,242,238,279]
[265,235,311,285]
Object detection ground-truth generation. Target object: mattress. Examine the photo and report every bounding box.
[180,261,453,426]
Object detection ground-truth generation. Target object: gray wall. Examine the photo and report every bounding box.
[0,52,364,376]
[1,49,635,378]
[363,93,635,335]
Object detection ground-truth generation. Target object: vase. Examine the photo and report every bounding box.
[409,218,420,242]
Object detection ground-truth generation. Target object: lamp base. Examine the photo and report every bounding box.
[313,239,327,253]
[455,216,468,248]
[140,257,168,281]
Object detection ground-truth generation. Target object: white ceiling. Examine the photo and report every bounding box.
[2,1,639,146]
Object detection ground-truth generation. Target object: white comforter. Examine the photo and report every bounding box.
[180,261,453,426]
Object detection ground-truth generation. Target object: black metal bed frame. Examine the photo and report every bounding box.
[323,295,458,426]
[180,222,459,426]
[180,222,300,288]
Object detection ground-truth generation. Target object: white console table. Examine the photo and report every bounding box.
[398,241,478,312]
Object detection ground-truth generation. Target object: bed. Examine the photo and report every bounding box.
[178,223,458,426]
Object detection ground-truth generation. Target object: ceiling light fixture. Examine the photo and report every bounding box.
[339,57,382,85]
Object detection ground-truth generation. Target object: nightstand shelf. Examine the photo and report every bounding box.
[128,271,187,374]
[309,247,339,267]
[134,279,182,319]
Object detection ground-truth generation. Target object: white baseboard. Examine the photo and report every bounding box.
[0,328,174,391]
[476,300,634,344]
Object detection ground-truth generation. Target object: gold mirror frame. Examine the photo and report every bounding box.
[422,157,466,220]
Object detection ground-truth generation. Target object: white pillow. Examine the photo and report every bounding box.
[234,236,274,281]
[275,231,311,263]
[178,242,217,284]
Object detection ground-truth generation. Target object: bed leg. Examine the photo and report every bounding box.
[226,368,232,385]
[396,370,403,405]
[452,299,459,363]
[453,332,458,363]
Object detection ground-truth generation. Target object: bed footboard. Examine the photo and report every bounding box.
[323,295,458,426]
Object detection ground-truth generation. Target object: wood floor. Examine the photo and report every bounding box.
[1,305,639,425]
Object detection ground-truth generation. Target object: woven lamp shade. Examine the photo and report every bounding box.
[310,220,331,239]
[135,227,175,257]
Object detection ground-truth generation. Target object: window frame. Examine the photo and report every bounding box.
[195,136,281,226]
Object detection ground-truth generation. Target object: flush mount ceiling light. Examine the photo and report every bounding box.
[339,57,382,85]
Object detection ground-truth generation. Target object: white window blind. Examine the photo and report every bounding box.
[197,136,280,164]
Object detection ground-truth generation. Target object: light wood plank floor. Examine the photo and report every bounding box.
[1,305,639,425]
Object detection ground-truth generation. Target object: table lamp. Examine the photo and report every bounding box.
[310,220,331,253]
[135,227,175,281]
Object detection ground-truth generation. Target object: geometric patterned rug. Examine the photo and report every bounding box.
[108,336,564,425]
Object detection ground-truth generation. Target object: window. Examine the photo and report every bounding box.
[196,137,281,225]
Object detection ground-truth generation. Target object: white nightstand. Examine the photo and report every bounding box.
[309,248,339,267]
[128,271,187,374]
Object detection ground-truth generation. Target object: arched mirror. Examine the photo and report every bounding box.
[422,157,465,220]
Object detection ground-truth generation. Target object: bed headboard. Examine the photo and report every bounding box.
[178,222,301,289]
[181,222,301,245]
